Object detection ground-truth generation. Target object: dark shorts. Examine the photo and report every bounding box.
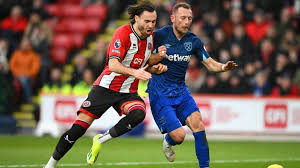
[78,86,144,119]
[149,90,199,134]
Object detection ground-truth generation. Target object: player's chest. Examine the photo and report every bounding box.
[164,39,193,54]
[123,35,153,68]
[163,41,193,63]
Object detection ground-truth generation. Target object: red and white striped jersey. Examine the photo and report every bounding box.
[93,24,154,93]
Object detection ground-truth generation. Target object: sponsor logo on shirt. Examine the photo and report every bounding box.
[166,54,191,62]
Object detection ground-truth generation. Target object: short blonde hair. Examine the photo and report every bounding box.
[172,2,192,14]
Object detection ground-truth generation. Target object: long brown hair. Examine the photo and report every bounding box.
[128,1,156,24]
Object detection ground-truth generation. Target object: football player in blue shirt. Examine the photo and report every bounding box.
[147,2,238,168]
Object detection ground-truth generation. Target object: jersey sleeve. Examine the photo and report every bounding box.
[194,38,210,61]
[108,27,130,61]
[153,28,166,54]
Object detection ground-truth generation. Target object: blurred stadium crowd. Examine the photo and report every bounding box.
[0,0,299,131]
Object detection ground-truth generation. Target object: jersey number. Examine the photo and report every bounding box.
[133,58,143,65]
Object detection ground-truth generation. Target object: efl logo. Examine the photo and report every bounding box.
[54,100,77,123]
[197,103,212,127]
[264,104,288,128]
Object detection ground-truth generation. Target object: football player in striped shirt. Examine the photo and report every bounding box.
[44,1,167,168]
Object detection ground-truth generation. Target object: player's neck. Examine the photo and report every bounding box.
[132,23,146,39]
[172,26,185,39]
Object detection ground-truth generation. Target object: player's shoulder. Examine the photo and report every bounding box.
[186,31,204,46]
[154,25,172,42]
[116,24,131,32]
[156,25,172,32]
[186,31,201,41]
[154,25,172,36]
[114,24,132,37]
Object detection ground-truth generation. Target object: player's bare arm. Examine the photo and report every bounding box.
[146,63,168,74]
[202,57,238,72]
[109,58,152,80]
[148,45,167,65]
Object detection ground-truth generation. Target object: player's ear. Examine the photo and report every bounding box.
[170,14,175,23]
[135,15,139,23]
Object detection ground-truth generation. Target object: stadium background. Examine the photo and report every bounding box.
[0,0,300,168]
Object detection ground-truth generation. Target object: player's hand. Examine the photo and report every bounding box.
[158,45,167,58]
[133,64,152,81]
[223,61,238,71]
[152,63,168,74]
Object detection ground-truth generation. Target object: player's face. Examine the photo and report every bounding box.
[135,11,157,38]
[171,7,193,36]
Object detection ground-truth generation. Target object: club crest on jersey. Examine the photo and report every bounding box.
[82,101,91,107]
[148,42,152,50]
[114,39,121,49]
[184,42,192,51]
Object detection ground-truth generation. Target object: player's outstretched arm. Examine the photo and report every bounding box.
[109,58,152,81]
[202,57,238,72]
[147,45,167,65]
[146,63,168,74]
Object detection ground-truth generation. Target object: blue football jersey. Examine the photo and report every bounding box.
[147,25,210,97]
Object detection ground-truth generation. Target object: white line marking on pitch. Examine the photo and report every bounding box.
[0,158,300,167]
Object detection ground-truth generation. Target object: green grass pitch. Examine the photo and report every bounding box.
[0,135,299,168]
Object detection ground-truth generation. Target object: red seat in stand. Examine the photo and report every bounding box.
[84,4,108,21]
[44,4,62,17]
[57,0,83,4]
[61,4,83,18]
[85,18,102,33]
[65,19,88,35]
[50,47,68,64]
[52,34,72,50]
[69,33,85,48]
